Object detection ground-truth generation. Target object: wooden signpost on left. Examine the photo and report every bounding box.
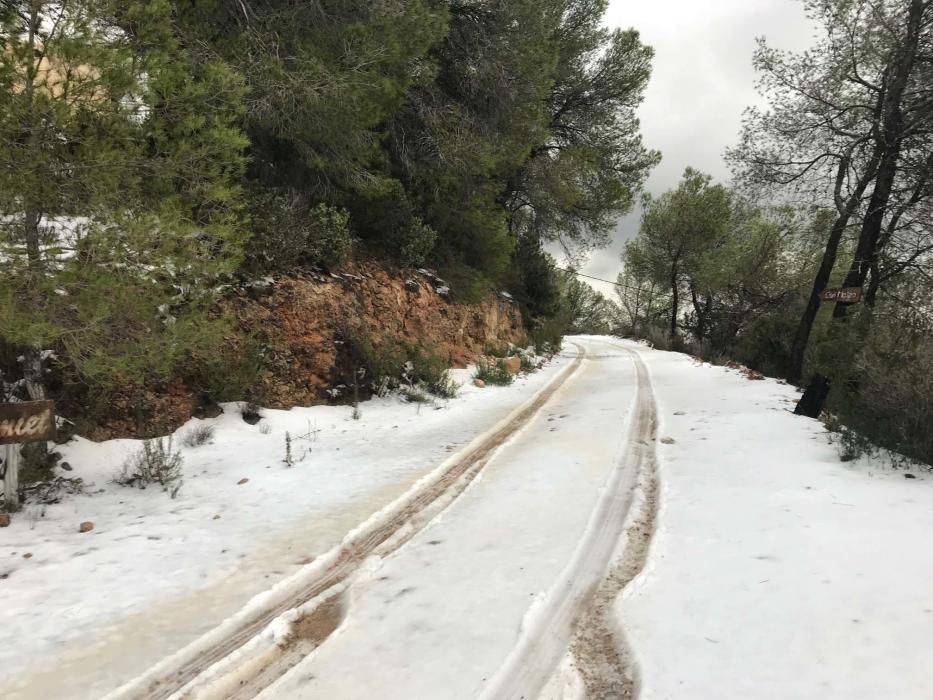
[0,401,56,508]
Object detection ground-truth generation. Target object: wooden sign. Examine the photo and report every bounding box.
[0,401,56,445]
[819,287,863,304]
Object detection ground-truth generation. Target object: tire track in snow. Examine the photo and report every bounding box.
[480,340,659,700]
[107,346,586,700]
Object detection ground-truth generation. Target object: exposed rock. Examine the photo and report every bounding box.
[233,262,523,410]
[501,356,522,375]
[22,553,32,559]
[0,513,10,528]
[77,262,523,439]
[79,521,94,533]
[473,378,486,388]
[213,514,222,519]
[661,437,676,445]
[237,478,249,485]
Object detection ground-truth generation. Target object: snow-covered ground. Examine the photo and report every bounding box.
[620,344,933,699]
[0,356,571,699]
[258,337,643,699]
[4,336,932,700]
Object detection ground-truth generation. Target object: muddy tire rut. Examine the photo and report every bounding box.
[478,341,660,700]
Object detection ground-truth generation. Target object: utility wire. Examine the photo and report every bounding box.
[558,267,656,296]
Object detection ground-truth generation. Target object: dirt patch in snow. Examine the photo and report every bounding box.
[569,461,659,699]
[287,597,345,647]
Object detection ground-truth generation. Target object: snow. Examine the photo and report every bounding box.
[0,356,570,700]
[4,336,932,700]
[259,337,642,699]
[617,345,933,699]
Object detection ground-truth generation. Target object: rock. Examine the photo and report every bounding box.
[905,473,917,480]
[0,513,10,528]
[660,437,676,445]
[237,478,249,485]
[79,521,94,533]
[502,356,522,375]
[60,461,73,471]
[22,553,32,559]
[213,514,222,520]
[473,378,486,388]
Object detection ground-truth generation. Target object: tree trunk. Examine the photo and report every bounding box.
[788,213,853,384]
[22,5,42,271]
[24,207,41,270]
[794,373,831,418]
[690,285,705,341]
[669,265,679,340]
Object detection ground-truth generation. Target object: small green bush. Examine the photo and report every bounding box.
[398,218,437,268]
[245,192,353,273]
[399,384,433,404]
[19,444,62,486]
[116,438,184,498]
[429,371,460,399]
[484,342,511,358]
[474,359,514,386]
[305,203,353,269]
[519,352,538,373]
[338,327,455,400]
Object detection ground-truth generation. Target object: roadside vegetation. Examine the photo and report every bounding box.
[606,0,933,467]
[0,0,656,448]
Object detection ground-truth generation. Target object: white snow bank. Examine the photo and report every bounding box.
[618,343,933,700]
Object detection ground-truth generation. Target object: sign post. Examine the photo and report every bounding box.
[0,400,56,509]
[819,287,863,304]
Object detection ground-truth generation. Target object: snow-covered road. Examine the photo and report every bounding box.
[253,338,654,700]
[4,336,932,700]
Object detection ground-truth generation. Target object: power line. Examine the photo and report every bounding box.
[560,268,623,287]
[558,267,656,296]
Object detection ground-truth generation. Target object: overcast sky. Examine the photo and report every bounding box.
[570,0,817,296]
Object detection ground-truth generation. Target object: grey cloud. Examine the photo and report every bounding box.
[569,0,816,297]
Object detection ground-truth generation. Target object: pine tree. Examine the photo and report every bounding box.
[0,0,247,388]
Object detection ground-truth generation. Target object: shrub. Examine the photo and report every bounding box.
[241,402,263,425]
[244,192,353,273]
[438,261,492,304]
[398,218,437,268]
[825,318,933,468]
[429,371,460,399]
[530,314,568,356]
[474,359,514,386]
[186,332,264,406]
[399,384,433,404]
[643,325,672,351]
[337,327,454,400]
[305,203,353,269]
[519,351,538,373]
[484,342,511,358]
[19,444,62,486]
[116,438,184,498]
[403,345,448,387]
[181,423,215,448]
